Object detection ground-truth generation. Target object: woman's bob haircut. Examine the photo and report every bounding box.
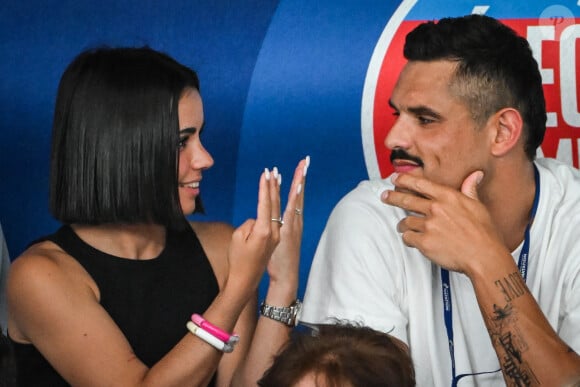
[49,46,203,229]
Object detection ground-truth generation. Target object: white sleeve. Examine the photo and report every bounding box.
[534,159,580,353]
[559,247,580,352]
[301,181,409,343]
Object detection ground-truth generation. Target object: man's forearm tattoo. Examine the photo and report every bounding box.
[489,304,539,386]
[492,303,513,321]
[494,271,528,303]
[488,272,540,386]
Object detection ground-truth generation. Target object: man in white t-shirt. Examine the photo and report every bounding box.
[301,14,580,386]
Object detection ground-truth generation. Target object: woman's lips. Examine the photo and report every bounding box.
[179,181,200,195]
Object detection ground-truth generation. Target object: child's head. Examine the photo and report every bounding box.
[259,322,415,387]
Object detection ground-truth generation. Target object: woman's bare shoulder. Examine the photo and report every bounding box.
[10,241,74,281]
[8,240,98,341]
[190,221,234,245]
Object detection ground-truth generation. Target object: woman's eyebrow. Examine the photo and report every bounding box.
[180,127,198,136]
[179,122,205,136]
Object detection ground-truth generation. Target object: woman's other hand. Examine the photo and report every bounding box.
[267,156,309,297]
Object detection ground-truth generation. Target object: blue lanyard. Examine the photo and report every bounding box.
[441,165,540,386]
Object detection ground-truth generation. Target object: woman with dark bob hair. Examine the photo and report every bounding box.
[258,322,416,387]
[7,46,309,386]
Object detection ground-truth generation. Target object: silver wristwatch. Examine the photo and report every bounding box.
[259,299,302,327]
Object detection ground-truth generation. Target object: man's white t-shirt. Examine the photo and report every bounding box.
[301,157,580,386]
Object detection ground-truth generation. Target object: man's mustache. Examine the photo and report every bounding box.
[390,148,424,167]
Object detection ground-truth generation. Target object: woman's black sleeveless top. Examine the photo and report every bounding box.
[11,225,219,386]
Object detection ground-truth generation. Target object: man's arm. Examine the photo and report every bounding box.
[382,172,580,386]
[470,254,580,385]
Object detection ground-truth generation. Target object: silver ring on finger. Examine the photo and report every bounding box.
[271,217,284,226]
[294,208,302,215]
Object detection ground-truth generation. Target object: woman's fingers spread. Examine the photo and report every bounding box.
[253,168,273,237]
[282,156,309,223]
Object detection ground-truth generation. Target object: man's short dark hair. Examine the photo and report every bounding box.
[404,14,546,160]
[50,47,202,228]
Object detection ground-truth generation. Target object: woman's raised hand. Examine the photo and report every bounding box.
[224,157,309,302]
[267,156,309,293]
[224,165,283,298]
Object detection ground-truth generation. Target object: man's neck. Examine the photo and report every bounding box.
[482,161,537,252]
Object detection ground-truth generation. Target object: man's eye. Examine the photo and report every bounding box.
[418,116,434,125]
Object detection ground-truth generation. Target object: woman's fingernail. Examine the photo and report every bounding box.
[296,183,302,195]
[390,172,399,183]
[265,168,270,180]
[303,156,311,177]
[381,190,389,201]
[273,166,279,179]
[278,173,282,186]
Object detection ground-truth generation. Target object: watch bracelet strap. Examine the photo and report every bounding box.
[259,299,301,327]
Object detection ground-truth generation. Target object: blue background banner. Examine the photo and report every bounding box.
[0,0,281,256]
[2,0,580,299]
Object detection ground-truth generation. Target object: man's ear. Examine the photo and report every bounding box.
[489,108,524,157]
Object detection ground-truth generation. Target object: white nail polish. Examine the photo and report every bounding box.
[278,173,282,186]
[296,183,302,195]
[302,155,310,177]
[273,166,279,179]
[265,168,270,180]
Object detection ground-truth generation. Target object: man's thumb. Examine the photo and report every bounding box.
[461,170,484,200]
